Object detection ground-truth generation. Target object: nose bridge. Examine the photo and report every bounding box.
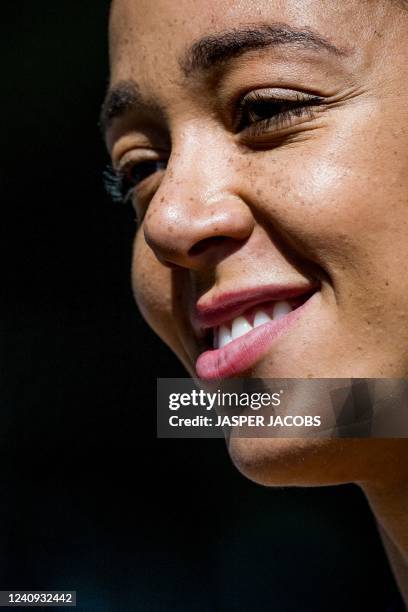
[143,123,253,268]
[161,122,229,211]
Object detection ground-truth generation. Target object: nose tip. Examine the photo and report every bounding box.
[143,196,255,270]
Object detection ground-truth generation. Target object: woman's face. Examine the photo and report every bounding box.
[106,0,408,383]
[105,0,408,485]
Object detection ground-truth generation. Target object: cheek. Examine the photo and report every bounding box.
[131,231,178,349]
[132,233,194,372]
[251,105,408,293]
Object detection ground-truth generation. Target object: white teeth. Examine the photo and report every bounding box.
[214,302,293,350]
[253,310,272,328]
[273,301,292,320]
[231,316,253,340]
[218,324,232,348]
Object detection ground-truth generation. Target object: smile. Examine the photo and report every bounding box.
[194,285,318,380]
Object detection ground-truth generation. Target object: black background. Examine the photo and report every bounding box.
[0,3,404,611]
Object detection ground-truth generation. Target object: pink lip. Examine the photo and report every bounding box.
[193,284,318,330]
[195,296,314,381]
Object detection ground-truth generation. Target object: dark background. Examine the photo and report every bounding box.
[0,3,404,611]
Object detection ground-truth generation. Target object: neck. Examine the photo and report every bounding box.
[361,478,408,607]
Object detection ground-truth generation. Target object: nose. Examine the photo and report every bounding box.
[143,151,255,271]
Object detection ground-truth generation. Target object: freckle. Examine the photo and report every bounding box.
[168,227,174,233]
[256,189,262,196]
[385,280,389,286]
[160,197,165,203]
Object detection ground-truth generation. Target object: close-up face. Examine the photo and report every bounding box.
[104,0,408,484]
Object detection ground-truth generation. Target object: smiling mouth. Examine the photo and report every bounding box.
[194,286,318,381]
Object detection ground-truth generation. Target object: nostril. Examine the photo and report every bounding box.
[188,235,227,257]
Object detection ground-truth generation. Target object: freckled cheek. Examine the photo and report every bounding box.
[259,148,385,263]
[270,110,408,262]
[249,155,359,260]
[294,154,408,273]
[259,137,408,321]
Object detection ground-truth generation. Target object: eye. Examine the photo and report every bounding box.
[104,159,167,205]
[124,159,167,188]
[236,90,323,134]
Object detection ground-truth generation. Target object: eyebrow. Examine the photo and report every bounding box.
[101,23,347,135]
[180,23,347,76]
[100,80,145,135]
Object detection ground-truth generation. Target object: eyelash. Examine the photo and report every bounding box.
[103,159,167,206]
[236,92,323,135]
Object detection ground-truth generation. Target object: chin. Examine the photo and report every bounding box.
[226,437,371,488]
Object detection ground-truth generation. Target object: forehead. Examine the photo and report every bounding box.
[109,0,383,82]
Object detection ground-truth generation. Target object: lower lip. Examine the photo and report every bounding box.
[195,297,314,381]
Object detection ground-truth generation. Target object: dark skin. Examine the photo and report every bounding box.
[104,0,408,602]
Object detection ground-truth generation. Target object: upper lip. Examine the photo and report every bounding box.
[192,282,319,331]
